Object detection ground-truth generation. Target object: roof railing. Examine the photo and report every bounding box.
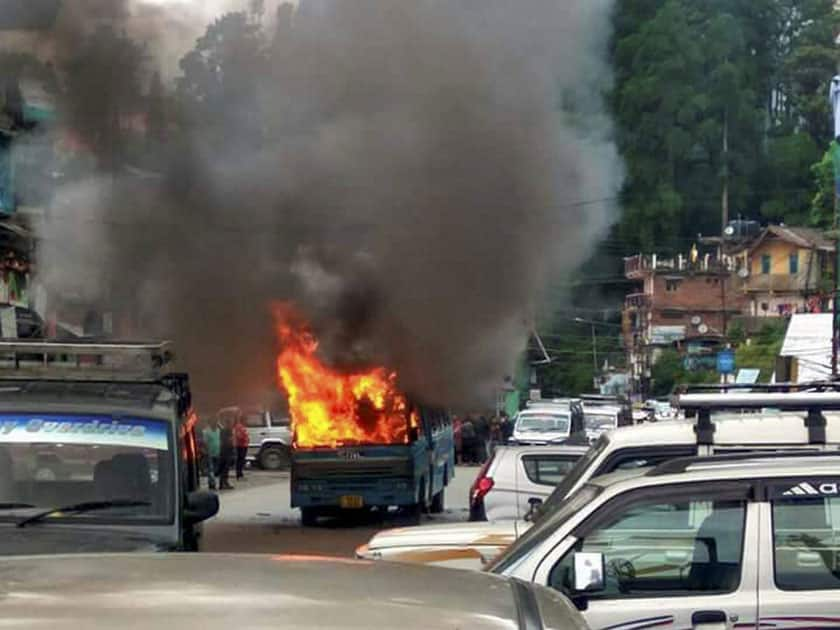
[675,386,840,446]
[0,340,176,382]
[647,449,840,477]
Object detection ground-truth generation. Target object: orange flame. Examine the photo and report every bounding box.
[274,305,417,448]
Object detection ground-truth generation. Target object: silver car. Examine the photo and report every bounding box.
[219,405,292,470]
[0,553,589,630]
[470,444,588,521]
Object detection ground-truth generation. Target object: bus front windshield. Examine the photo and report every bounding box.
[0,414,173,524]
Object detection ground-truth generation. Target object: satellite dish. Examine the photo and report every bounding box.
[698,323,709,335]
[690,315,702,326]
[724,225,735,236]
[738,268,749,279]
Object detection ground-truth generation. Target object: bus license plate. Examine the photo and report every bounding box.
[340,495,364,509]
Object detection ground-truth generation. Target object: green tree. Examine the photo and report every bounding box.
[176,12,267,150]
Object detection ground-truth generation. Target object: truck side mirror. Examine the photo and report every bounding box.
[573,552,606,593]
[185,490,219,525]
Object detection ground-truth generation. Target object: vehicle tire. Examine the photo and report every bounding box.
[259,445,289,471]
[300,507,319,527]
[430,487,445,514]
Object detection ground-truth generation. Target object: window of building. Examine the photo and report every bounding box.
[761,254,771,275]
[772,488,840,591]
[789,253,799,275]
[665,279,681,292]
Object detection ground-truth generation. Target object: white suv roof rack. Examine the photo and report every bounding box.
[676,382,840,446]
[0,340,175,382]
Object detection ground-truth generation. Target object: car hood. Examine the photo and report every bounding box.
[0,554,587,630]
[0,524,171,555]
[366,519,526,551]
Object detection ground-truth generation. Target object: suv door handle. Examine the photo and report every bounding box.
[692,611,727,627]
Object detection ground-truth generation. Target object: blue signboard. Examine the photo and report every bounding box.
[717,349,736,375]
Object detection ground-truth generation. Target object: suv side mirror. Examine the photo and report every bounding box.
[573,552,606,593]
[525,497,543,522]
[185,490,219,525]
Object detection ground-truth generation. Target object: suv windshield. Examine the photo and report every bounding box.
[537,434,608,516]
[516,413,570,433]
[584,413,617,432]
[488,483,601,574]
[0,414,173,524]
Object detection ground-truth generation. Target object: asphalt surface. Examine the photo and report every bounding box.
[202,465,479,557]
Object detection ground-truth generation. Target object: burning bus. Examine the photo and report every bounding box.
[275,307,454,526]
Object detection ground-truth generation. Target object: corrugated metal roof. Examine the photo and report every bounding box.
[749,225,835,252]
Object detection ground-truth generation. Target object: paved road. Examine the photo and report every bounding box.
[202,465,479,557]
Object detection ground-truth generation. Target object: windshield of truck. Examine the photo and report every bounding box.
[584,413,617,432]
[0,414,173,524]
[538,434,608,516]
[488,483,601,575]
[516,413,570,434]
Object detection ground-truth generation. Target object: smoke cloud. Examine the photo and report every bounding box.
[19,0,622,410]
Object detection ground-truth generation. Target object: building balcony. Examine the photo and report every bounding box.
[625,253,734,279]
[624,292,651,309]
[735,273,811,293]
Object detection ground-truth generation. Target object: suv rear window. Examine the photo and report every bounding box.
[521,455,578,486]
[771,479,840,591]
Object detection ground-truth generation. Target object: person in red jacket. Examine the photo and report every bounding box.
[234,415,250,481]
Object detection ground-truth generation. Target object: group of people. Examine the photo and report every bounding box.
[198,414,250,491]
[453,412,512,464]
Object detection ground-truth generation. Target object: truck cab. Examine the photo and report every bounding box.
[292,405,454,525]
[0,341,218,555]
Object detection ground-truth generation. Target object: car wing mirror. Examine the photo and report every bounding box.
[185,490,219,525]
[573,552,606,593]
[525,497,542,522]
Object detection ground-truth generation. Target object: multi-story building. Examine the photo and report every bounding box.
[623,250,744,396]
[731,225,833,317]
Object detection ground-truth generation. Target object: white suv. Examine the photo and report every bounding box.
[469,444,588,521]
[489,452,840,626]
[357,388,840,571]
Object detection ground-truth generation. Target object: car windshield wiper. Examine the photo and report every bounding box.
[16,500,151,528]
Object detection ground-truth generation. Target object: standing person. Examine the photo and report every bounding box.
[489,415,503,456]
[218,417,235,490]
[500,412,513,445]
[460,416,477,464]
[453,415,463,464]
[475,415,490,463]
[234,414,249,481]
[202,418,220,491]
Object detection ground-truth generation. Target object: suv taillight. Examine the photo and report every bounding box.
[470,457,495,504]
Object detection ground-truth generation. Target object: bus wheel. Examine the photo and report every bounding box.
[259,445,289,470]
[300,507,319,527]
[430,487,445,514]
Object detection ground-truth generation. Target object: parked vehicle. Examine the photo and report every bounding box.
[469,444,588,521]
[357,519,528,569]
[489,451,840,625]
[0,553,589,630]
[0,341,218,554]
[292,406,454,525]
[218,405,291,470]
[358,384,840,573]
[542,387,840,509]
[511,400,584,445]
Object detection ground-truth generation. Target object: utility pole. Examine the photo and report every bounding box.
[833,187,839,378]
[721,109,729,233]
